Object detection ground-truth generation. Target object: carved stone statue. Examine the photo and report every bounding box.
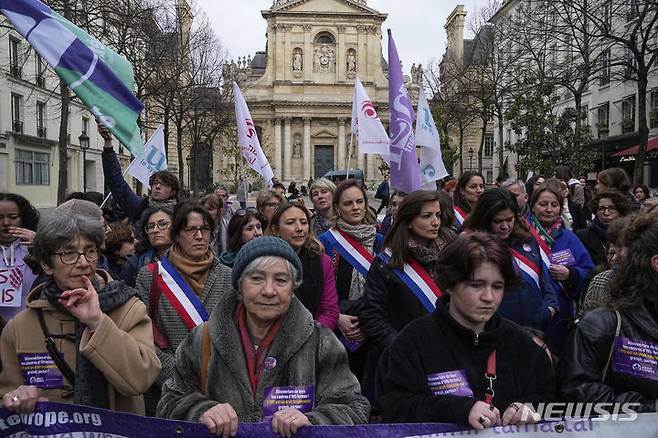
[292,48,303,71]
[314,44,336,73]
[346,49,357,73]
[293,137,302,156]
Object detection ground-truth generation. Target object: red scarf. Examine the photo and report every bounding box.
[235,303,284,394]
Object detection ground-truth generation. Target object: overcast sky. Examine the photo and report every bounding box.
[196,0,488,74]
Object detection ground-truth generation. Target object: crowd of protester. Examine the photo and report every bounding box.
[1,124,657,436]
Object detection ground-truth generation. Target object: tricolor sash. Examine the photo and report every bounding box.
[379,250,443,313]
[526,219,552,271]
[510,248,541,291]
[325,228,374,277]
[150,257,209,330]
[453,206,467,226]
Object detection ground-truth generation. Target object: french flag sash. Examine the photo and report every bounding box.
[149,257,209,330]
[379,249,443,313]
[526,220,552,271]
[510,248,541,291]
[325,228,374,277]
[453,206,467,226]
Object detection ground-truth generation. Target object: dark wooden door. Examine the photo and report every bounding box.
[314,145,334,178]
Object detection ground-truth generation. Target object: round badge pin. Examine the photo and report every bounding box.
[264,356,277,370]
[523,243,532,252]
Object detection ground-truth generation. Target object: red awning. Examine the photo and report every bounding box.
[612,136,658,157]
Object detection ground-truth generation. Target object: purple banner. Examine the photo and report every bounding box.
[387,29,421,194]
[426,370,474,397]
[613,336,658,381]
[262,385,314,418]
[0,402,464,437]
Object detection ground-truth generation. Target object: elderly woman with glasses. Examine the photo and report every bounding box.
[120,206,174,287]
[136,200,233,416]
[219,208,263,269]
[158,237,369,437]
[0,213,160,414]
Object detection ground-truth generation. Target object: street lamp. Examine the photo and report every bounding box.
[186,154,192,191]
[468,147,474,170]
[78,132,90,192]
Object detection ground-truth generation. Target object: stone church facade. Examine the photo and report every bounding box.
[224,0,393,184]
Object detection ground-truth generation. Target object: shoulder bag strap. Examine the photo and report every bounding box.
[150,264,170,349]
[200,323,212,394]
[601,310,622,381]
[37,309,76,387]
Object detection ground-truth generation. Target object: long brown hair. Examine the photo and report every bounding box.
[465,188,530,241]
[385,190,453,269]
[266,202,324,256]
[608,210,658,310]
[454,171,485,213]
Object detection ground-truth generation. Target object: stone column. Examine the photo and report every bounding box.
[337,25,346,82]
[275,24,285,81]
[303,117,311,180]
[274,118,282,180]
[357,25,366,80]
[283,117,292,182]
[303,24,312,82]
[337,118,346,170]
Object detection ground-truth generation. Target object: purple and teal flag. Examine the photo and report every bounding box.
[0,0,144,157]
[387,29,421,194]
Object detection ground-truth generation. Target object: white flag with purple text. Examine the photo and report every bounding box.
[233,82,274,186]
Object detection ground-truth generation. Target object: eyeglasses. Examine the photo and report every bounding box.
[182,226,212,237]
[54,248,100,265]
[151,180,171,188]
[145,219,171,232]
[597,206,618,213]
[265,202,279,208]
[236,207,258,217]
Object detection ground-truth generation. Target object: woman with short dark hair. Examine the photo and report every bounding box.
[120,206,174,287]
[135,200,233,416]
[104,221,136,280]
[576,190,631,268]
[559,210,658,412]
[0,214,160,414]
[376,232,555,428]
[465,188,558,330]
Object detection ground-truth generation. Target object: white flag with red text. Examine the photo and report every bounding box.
[351,77,389,159]
[233,82,274,186]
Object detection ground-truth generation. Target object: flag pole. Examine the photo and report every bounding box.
[100,160,133,208]
[346,132,354,180]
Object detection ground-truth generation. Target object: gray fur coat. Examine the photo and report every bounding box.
[156,289,370,425]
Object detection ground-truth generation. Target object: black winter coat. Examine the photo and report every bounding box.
[360,256,430,351]
[558,304,658,412]
[576,225,607,268]
[376,296,556,426]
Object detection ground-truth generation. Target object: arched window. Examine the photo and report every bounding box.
[314,32,335,44]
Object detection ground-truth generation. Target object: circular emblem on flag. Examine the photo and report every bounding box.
[264,356,277,370]
[523,243,532,252]
[361,101,378,119]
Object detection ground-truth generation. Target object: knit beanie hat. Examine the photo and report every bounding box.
[55,199,103,221]
[231,236,303,289]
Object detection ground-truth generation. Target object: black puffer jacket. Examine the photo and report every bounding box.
[360,256,431,351]
[558,303,658,412]
[376,296,556,426]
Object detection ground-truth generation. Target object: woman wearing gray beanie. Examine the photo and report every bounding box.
[158,236,369,437]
